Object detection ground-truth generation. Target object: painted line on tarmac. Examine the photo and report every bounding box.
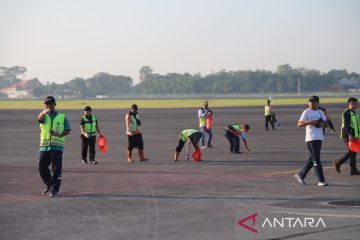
[1,164,358,204]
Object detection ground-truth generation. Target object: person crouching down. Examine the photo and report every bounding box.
[224,123,250,154]
[125,104,149,162]
[174,129,203,162]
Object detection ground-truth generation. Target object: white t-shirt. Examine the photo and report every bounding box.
[299,108,327,142]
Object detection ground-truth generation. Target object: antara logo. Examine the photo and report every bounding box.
[238,213,326,234]
[237,213,258,233]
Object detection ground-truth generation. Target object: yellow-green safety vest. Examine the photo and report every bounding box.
[265,106,271,116]
[40,113,66,147]
[83,115,97,136]
[129,114,140,131]
[180,129,198,142]
[341,110,360,138]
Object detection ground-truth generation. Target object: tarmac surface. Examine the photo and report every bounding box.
[0,103,359,240]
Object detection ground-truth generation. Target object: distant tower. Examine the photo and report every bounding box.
[297,77,301,96]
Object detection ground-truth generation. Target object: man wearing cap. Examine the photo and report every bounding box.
[295,96,328,186]
[173,129,202,162]
[125,104,149,162]
[224,123,250,154]
[80,106,103,164]
[333,97,360,175]
[37,96,71,197]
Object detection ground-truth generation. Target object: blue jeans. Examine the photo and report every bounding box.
[200,126,213,147]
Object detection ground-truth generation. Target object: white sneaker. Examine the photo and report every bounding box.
[294,174,306,185]
[318,182,328,187]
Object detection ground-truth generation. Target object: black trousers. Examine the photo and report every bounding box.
[265,115,274,130]
[338,138,357,171]
[39,150,63,192]
[299,140,325,182]
[225,131,240,153]
[81,135,96,161]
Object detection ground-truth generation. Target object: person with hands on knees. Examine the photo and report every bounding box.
[224,123,250,154]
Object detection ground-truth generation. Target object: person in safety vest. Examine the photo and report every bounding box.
[173,129,202,162]
[125,104,149,162]
[37,96,71,197]
[224,123,250,154]
[333,97,360,175]
[265,99,275,131]
[198,101,213,148]
[80,106,103,164]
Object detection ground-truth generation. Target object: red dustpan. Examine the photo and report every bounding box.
[98,135,107,154]
[192,149,202,162]
[206,115,213,130]
[348,138,360,153]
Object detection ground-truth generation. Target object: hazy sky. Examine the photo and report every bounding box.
[0,0,359,84]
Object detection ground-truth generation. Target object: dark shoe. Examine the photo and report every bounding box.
[233,151,242,154]
[82,160,88,164]
[90,160,98,164]
[42,185,50,195]
[49,191,59,197]
[333,160,341,173]
[207,144,214,148]
[139,158,149,162]
[350,169,360,175]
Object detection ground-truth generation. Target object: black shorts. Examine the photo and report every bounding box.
[128,133,144,150]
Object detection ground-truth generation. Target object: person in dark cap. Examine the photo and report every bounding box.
[295,96,328,186]
[37,96,71,197]
[80,106,103,164]
[125,104,149,162]
[333,97,360,175]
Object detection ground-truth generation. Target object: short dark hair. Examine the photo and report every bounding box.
[309,95,320,103]
[131,104,138,110]
[84,106,92,112]
[244,124,250,131]
[267,100,271,104]
[348,97,358,104]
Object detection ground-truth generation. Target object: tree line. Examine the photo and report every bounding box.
[0,64,359,98]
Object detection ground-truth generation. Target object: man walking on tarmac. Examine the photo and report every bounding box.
[80,106,103,164]
[37,96,71,197]
[173,129,202,162]
[198,101,213,148]
[333,97,360,175]
[294,96,328,186]
[265,99,275,130]
[125,104,149,162]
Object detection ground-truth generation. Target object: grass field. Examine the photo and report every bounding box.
[0,98,348,109]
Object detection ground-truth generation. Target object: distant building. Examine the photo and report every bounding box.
[0,80,33,99]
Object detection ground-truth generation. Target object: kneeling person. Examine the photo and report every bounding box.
[224,123,250,154]
[174,129,202,162]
